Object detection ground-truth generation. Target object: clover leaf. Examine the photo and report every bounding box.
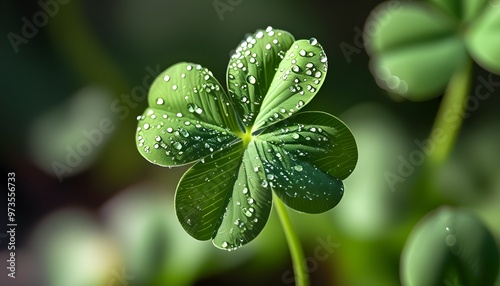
[135,27,357,250]
[401,207,499,285]
[365,1,500,100]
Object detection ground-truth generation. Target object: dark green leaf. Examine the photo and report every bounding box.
[175,142,272,250]
[257,112,357,213]
[401,207,500,286]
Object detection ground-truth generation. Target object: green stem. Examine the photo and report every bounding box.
[428,58,472,167]
[273,193,309,286]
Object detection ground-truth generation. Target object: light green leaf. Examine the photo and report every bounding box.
[367,3,458,53]
[466,4,500,74]
[401,207,500,286]
[366,3,468,100]
[136,62,242,166]
[253,39,328,131]
[175,142,273,250]
[257,112,357,213]
[227,27,295,129]
[429,0,490,23]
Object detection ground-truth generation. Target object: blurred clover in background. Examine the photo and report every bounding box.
[365,0,500,100]
[401,206,499,286]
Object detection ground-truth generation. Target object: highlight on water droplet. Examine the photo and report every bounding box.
[156,98,164,105]
[294,165,303,172]
[173,142,183,150]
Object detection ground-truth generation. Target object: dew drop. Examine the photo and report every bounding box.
[156,98,164,105]
[143,123,150,130]
[265,43,271,50]
[261,180,269,188]
[299,49,307,57]
[246,75,256,85]
[292,133,300,140]
[173,142,183,150]
[244,209,253,217]
[163,75,170,82]
[179,128,190,137]
[176,113,183,117]
[222,241,228,248]
[309,38,318,46]
[294,165,304,172]
[155,135,161,142]
[172,85,178,90]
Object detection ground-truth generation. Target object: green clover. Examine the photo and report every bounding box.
[135,27,357,250]
[365,0,500,100]
[401,207,499,285]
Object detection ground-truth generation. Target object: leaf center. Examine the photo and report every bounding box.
[240,128,253,149]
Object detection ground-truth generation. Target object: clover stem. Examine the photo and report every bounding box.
[428,57,472,167]
[273,193,310,286]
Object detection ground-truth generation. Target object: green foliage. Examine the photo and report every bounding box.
[365,0,500,100]
[401,207,499,286]
[135,27,357,250]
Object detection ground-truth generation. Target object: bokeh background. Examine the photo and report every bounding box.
[1,0,499,285]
